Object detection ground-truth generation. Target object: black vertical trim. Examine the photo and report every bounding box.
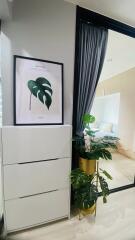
[72,8,81,135]
[13,55,16,125]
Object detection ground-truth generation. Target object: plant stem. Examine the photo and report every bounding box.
[29,93,32,111]
[95,161,99,217]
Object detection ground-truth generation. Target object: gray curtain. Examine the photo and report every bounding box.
[74,22,108,135]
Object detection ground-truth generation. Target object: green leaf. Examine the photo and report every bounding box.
[82,114,95,125]
[100,168,113,180]
[103,196,107,203]
[71,169,98,209]
[99,176,110,203]
[85,129,95,137]
[27,77,53,109]
[103,136,119,141]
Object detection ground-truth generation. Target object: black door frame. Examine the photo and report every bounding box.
[73,6,135,194]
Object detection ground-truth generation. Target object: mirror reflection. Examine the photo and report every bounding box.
[91,30,135,189]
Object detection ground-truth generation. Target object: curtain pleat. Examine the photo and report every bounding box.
[73,22,108,135]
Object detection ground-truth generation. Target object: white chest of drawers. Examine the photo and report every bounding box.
[1,125,72,233]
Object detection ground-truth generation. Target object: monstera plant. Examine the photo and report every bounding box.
[71,113,119,217]
[27,77,53,110]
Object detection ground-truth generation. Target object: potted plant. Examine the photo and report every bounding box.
[71,113,119,217]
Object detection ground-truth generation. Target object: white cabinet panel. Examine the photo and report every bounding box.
[4,158,70,200]
[2,125,71,232]
[5,189,69,232]
[2,125,72,165]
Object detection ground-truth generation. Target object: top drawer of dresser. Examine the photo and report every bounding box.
[2,125,72,165]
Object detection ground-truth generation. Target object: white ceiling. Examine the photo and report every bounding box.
[65,0,135,27]
[100,30,135,81]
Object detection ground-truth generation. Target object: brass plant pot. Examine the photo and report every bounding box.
[79,157,96,175]
[80,204,96,216]
[79,157,96,216]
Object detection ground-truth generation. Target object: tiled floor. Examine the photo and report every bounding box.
[7,188,135,240]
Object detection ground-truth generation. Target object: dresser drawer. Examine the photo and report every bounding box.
[5,189,69,232]
[4,158,70,200]
[2,126,72,165]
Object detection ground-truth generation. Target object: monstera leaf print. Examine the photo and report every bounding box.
[27,77,53,110]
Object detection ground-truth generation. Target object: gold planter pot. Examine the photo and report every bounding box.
[80,204,96,216]
[79,157,96,216]
[79,157,96,175]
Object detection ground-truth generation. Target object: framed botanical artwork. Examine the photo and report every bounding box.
[13,55,64,125]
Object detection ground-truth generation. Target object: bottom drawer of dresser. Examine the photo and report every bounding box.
[5,189,69,232]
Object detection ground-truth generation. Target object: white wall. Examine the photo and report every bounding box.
[0,128,2,217]
[1,0,76,125]
[0,165,1,217]
[0,0,13,20]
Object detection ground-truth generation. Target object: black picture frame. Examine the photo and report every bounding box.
[14,55,64,125]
